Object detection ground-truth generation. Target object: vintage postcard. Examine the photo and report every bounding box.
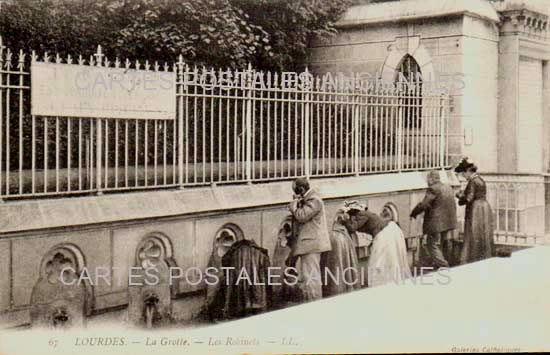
[0,0,548,354]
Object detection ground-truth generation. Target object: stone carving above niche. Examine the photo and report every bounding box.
[128,232,178,328]
[213,223,244,258]
[133,232,178,297]
[29,243,94,329]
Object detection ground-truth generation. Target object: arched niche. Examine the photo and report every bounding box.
[380,41,436,86]
[213,223,245,258]
[381,202,399,223]
[39,243,87,283]
[30,243,94,328]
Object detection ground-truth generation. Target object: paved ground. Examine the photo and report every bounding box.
[173,246,550,353]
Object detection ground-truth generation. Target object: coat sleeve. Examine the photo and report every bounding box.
[342,212,369,233]
[410,188,436,217]
[290,197,322,223]
[458,181,475,206]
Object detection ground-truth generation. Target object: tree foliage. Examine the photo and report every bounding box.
[230,0,352,71]
[0,0,351,71]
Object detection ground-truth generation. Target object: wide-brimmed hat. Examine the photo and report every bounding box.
[454,157,475,173]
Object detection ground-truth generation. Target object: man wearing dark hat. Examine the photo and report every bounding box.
[288,177,332,301]
[410,170,457,268]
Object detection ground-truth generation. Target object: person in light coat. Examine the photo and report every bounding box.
[342,201,411,287]
[288,177,332,301]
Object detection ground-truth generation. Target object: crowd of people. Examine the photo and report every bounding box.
[206,157,496,319]
[281,157,495,303]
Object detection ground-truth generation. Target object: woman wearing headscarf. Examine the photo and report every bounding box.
[454,157,495,264]
[320,205,361,297]
[342,201,411,287]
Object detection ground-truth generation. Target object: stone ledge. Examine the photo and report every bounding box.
[336,0,500,28]
[0,309,29,329]
[0,171,459,235]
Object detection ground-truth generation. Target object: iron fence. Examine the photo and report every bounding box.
[455,177,547,246]
[486,179,546,245]
[0,43,451,199]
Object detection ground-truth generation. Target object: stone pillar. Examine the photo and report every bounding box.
[543,61,550,236]
[543,61,550,173]
[496,6,550,174]
[497,34,520,173]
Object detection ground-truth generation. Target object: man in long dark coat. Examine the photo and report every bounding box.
[410,170,457,268]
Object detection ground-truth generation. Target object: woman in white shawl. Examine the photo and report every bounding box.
[342,201,411,287]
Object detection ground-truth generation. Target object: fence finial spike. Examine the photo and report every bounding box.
[17,50,25,70]
[18,48,25,62]
[176,56,184,75]
[94,45,104,66]
[0,37,5,58]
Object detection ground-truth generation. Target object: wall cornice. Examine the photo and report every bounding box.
[0,171,459,235]
[518,37,550,60]
[335,0,500,29]
[498,8,549,42]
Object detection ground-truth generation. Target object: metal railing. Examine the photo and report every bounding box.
[456,176,547,246]
[0,43,451,199]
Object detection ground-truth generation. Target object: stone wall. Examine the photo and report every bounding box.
[310,0,550,174]
[309,13,500,172]
[496,3,550,174]
[0,171,458,329]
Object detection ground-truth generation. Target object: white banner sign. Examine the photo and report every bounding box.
[31,62,176,120]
